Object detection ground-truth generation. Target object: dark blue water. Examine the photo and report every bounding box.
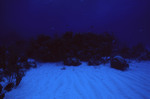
[0,0,150,46]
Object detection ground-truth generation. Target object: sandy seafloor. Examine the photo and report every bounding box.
[4,61,150,99]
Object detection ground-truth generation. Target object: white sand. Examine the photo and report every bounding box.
[4,61,150,99]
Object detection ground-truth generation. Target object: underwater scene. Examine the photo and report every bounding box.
[0,0,150,99]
